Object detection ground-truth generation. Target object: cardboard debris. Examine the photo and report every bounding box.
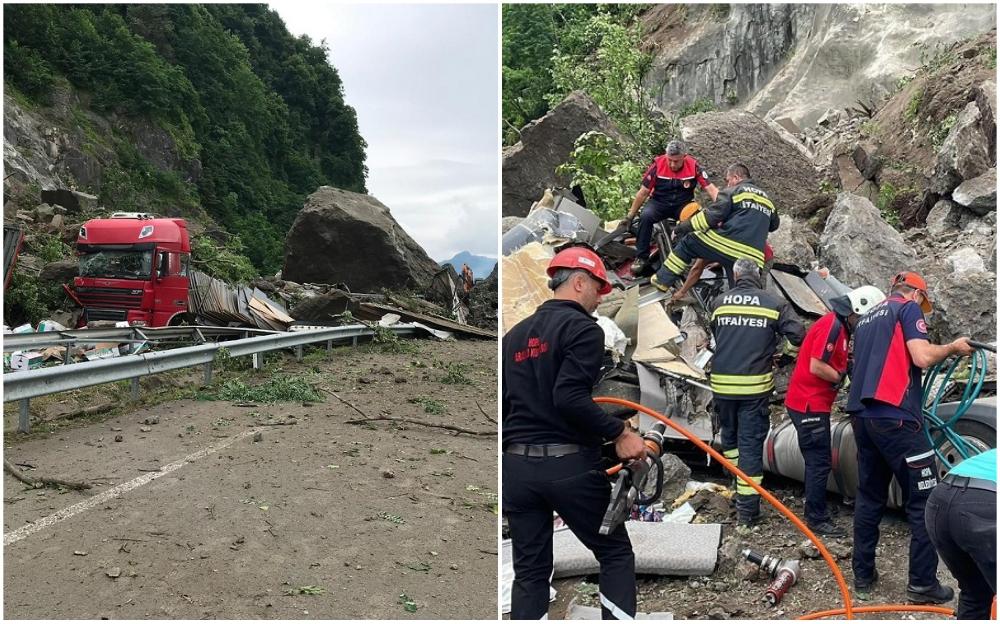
[9,351,43,371]
[501,242,553,334]
[633,301,681,363]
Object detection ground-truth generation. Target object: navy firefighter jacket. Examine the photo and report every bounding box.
[502,299,625,448]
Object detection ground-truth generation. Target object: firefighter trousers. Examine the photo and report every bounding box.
[503,448,636,620]
[925,480,996,619]
[787,408,833,526]
[715,396,770,519]
[851,414,939,587]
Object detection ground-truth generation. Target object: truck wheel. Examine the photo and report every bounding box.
[936,418,995,478]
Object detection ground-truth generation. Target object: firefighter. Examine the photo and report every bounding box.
[669,204,774,304]
[784,285,886,537]
[709,257,805,525]
[651,163,778,292]
[846,270,975,602]
[925,448,996,620]
[625,140,719,275]
[502,246,646,620]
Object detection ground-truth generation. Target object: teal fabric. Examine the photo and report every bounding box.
[948,448,997,482]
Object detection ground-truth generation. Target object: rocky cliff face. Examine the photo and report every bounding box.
[642,4,808,115]
[642,4,996,127]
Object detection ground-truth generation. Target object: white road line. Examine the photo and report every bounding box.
[4,428,260,547]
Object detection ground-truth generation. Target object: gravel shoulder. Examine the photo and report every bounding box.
[4,338,498,619]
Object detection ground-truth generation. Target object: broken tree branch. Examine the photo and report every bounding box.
[343,416,492,437]
[475,400,497,424]
[3,458,93,490]
[320,387,371,419]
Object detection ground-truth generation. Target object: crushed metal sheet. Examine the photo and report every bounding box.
[552,193,601,242]
[357,302,495,339]
[771,269,828,317]
[636,363,713,440]
[804,270,852,309]
[638,288,671,308]
[502,242,554,334]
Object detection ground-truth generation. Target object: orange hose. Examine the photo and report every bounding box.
[592,397,994,620]
[797,605,954,620]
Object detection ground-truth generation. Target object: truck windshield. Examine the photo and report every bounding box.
[79,250,153,279]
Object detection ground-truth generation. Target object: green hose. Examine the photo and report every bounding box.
[922,348,990,468]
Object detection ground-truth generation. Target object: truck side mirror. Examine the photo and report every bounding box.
[157,252,168,280]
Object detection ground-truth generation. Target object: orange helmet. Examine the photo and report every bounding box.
[680,202,701,222]
[547,247,613,295]
[891,271,932,313]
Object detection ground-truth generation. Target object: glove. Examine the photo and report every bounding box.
[625,215,636,232]
[673,219,693,238]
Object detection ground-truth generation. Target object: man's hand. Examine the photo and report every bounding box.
[950,337,975,357]
[614,429,646,462]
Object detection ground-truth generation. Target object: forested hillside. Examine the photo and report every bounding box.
[4,4,367,273]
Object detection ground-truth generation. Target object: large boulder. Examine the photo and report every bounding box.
[282,187,440,292]
[925,199,964,237]
[818,193,918,287]
[502,91,624,217]
[928,271,997,343]
[39,258,78,283]
[974,80,996,165]
[768,217,817,269]
[679,111,823,218]
[952,168,997,215]
[930,102,992,195]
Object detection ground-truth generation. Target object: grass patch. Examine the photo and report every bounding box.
[904,88,924,124]
[206,377,324,404]
[437,361,472,385]
[929,113,958,149]
[679,98,715,118]
[875,183,913,230]
[369,325,419,355]
[408,397,446,415]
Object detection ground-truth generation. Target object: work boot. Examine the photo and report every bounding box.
[650,273,671,293]
[808,520,847,538]
[631,257,648,275]
[854,569,879,595]
[906,582,955,604]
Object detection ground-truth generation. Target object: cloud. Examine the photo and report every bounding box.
[269,3,499,260]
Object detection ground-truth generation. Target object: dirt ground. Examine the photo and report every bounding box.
[548,465,959,620]
[4,337,498,619]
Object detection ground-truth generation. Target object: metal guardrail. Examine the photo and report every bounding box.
[3,325,280,352]
[4,323,423,433]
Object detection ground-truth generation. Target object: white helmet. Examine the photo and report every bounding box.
[846,285,885,315]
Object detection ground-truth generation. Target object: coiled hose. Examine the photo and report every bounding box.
[922,346,991,468]
[594,397,996,620]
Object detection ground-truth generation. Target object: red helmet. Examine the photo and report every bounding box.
[547,247,613,295]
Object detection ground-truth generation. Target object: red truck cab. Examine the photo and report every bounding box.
[73,213,190,327]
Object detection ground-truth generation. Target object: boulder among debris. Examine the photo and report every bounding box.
[282,187,440,292]
[952,168,997,215]
[679,111,823,218]
[767,217,818,270]
[502,91,625,217]
[40,188,98,214]
[39,258,78,283]
[928,270,997,343]
[818,193,917,287]
[931,101,992,196]
[468,264,498,330]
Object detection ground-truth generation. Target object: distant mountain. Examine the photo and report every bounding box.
[439,251,497,279]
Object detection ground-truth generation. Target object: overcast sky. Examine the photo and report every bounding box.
[270,3,499,263]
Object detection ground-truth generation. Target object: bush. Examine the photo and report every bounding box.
[190,235,258,284]
[556,131,646,222]
[4,272,69,327]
